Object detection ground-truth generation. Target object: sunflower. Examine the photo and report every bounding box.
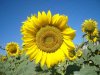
[66,49,83,60]
[82,19,99,42]
[1,56,7,62]
[5,42,20,56]
[21,11,76,68]
[66,50,77,61]
[76,49,83,57]
[0,55,7,62]
[82,19,98,34]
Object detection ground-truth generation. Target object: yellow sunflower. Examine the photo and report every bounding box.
[66,49,83,60]
[5,42,20,56]
[21,10,76,68]
[76,49,83,57]
[1,56,7,62]
[82,19,99,42]
[82,19,98,34]
[66,50,77,61]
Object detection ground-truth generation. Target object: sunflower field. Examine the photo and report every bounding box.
[0,11,100,75]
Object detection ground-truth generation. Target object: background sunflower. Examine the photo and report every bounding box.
[82,19,98,34]
[5,42,20,57]
[82,19,99,42]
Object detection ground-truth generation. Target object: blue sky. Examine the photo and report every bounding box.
[0,0,100,54]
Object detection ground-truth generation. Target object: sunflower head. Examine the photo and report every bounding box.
[66,50,77,61]
[36,26,63,53]
[5,42,20,56]
[76,49,83,57]
[82,19,98,34]
[21,10,76,68]
[1,56,7,62]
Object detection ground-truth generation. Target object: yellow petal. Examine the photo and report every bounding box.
[38,11,44,26]
[31,16,41,27]
[26,45,37,55]
[38,11,42,19]
[40,52,47,67]
[46,53,51,68]
[63,35,71,40]
[52,14,60,25]
[41,11,49,25]
[42,11,47,17]
[64,39,75,50]
[29,48,39,61]
[47,10,52,24]
[58,16,68,30]
[38,11,49,26]
[23,42,35,49]
[23,20,37,32]
[34,50,42,64]
[53,15,62,26]
[56,49,65,62]
[22,38,35,43]
[22,36,35,42]
[60,42,69,57]
[21,24,36,35]
[62,27,76,40]
[48,53,56,66]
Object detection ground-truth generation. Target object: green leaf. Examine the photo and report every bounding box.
[88,42,94,49]
[87,43,96,52]
[91,46,97,52]
[76,58,84,64]
[84,49,89,55]
[74,71,80,75]
[82,49,89,61]
[77,65,97,75]
[90,55,100,65]
[96,45,100,51]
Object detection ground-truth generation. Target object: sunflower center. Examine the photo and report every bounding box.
[9,46,17,53]
[36,26,63,53]
[69,50,76,57]
[84,23,95,33]
[44,36,54,44]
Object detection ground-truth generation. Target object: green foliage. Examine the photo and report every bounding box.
[0,54,38,75]
[74,65,97,75]
[75,42,100,75]
[0,42,100,75]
